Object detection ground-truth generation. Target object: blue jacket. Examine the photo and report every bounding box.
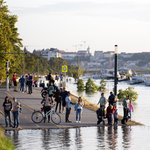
[19,77,25,84]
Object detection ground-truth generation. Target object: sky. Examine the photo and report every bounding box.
[5,0,150,54]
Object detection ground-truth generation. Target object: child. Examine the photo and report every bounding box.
[106,104,116,125]
[129,100,134,121]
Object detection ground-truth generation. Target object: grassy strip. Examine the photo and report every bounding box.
[0,126,15,150]
[70,95,143,126]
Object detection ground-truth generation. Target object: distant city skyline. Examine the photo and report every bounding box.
[6,0,150,53]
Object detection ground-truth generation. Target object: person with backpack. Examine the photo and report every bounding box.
[75,97,84,123]
[3,96,13,127]
[12,97,20,128]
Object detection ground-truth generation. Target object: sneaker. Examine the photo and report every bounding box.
[75,121,78,123]
[22,92,24,93]
[5,125,8,127]
[78,121,81,123]
[9,125,13,127]
[67,120,72,123]
[63,112,66,114]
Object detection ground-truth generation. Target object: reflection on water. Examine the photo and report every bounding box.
[5,126,150,150]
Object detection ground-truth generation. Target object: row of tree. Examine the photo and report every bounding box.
[77,78,138,101]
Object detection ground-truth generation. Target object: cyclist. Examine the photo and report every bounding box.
[41,93,53,123]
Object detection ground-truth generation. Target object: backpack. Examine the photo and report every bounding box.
[17,102,22,113]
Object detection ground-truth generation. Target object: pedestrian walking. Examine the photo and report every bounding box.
[97,93,107,109]
[129,100,134,121]
[41,93,52,123]
[13,72,18,91]
[3,96,13,127]
[19,75,25,93]
[65,91,72,123]
[28,73,33,94]
[12,97,20,128]
[62,87,67,113]
[75,97,84,123]
[54,88,62,113]
[122,95,130,119]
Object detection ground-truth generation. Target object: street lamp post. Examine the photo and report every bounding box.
[114,45,118,96]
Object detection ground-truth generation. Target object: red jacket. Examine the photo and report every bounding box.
[107,106,116,116]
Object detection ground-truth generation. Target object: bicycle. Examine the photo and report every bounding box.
[31,104,61,125]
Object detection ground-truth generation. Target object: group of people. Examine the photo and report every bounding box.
[13,72,33,94]
[3,96,21,128]
[97,92,134,125]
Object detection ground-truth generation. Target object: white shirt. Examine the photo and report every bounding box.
[77,102,84,109]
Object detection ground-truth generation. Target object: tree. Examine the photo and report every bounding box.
[77,79,84,91]
[85,78,98,93]
[117,87,138,102]
[98,78,106,91]
[0,0,23,79]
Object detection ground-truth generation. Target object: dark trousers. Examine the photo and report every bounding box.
[123,108,129,118]
[5,112,12,126]
[44,106,50,122]
[55,102,61,113]
[65,108,71,122]
[28,82,32,94]
[107,114,113,125]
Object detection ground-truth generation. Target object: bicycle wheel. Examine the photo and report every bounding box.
[41,91,48,98]
[31,111,44,123]
[51,112,61,125]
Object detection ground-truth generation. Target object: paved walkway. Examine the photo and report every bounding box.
[0,86,142,130]
[0,87,102,130]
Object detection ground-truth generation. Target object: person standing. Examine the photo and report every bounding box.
[47,73,52,85]
[122,96,130,119]
[48,82,55,102]
[55,73,59,81]
[3,96,13,127]
[41,93,52,123]
[60,74,63,87]
[19,75,25,93]
[62,87,67,113]
[25,75,28,93]
[75,97,84,123]
[54,88,62,113]
[12,97,20,128]
[28,73,33,94]
[129,100,134,121]
[65,91,72,123]
[13,72,17,91]
[108,92,115,106]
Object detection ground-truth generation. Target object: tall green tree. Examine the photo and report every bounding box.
[0,0,23,79]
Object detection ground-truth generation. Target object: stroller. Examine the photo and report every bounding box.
[96,108,106,125]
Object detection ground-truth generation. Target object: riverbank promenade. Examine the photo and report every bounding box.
[0,87,142,130]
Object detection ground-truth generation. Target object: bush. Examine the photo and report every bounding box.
[98,78,106,91]
[85,78,98,93]
[77,79,85,91]
[117,87,138,101]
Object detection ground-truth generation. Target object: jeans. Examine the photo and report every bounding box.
[55,102,61,113]
[13,111,19,127]
[76,109,82,121]
[128,111,131,120]
[107,114,113,125]
[21,84,24,92]
[5,112,12,126]
[66,108,71,122]
[28,82,32,94]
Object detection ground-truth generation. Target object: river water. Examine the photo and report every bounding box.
[5,77,150,149]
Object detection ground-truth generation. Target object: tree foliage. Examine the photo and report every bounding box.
[77,79,84,91]
[85,78,98,93]
[98,78,106,91]
[0,0,23,79]
[117,87,138,102]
